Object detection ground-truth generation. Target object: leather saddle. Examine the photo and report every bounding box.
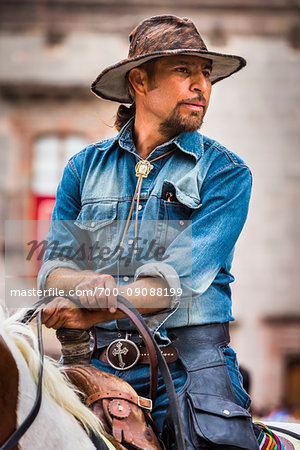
[64,364,162,450]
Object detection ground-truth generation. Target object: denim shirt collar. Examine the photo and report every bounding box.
[112,117,204,161]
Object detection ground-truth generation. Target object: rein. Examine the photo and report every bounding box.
[267,425,300,441]
[116,295,186,450]
[0,311,44,450]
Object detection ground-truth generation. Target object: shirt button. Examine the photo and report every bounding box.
[179,220,185,226]
[138,204,143,211]
[123,276,129,282]
[223,409,230,415]
[91,221,96,228]
[128,239,134,245]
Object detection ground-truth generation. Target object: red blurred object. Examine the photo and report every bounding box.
[34,195,55,221]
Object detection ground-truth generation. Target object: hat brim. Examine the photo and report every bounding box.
[91,49,246,103]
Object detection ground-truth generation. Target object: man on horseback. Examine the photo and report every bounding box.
[37,15,282,449]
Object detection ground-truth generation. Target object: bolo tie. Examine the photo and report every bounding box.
[119,148,176,250]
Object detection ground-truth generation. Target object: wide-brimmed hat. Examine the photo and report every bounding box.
[91,15,246,103]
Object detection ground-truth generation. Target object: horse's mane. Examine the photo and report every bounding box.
[0,307,106,439]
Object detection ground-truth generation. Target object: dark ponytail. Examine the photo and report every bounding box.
[114,103,136,131]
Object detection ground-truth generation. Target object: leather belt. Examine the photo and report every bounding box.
[97,342,178,370]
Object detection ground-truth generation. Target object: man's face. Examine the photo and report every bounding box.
[142,55,212,138]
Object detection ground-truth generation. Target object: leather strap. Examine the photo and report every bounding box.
[263,424,300,441]
[86,391,152,410]
[116,302,158,403]
[116,296,186,450]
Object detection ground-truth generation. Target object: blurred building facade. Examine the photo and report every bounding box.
[0,0,300,414]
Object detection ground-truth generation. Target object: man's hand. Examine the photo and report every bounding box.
[74,273,117,313]
[47,268,118,313]
[42,296,122,329]
[42,296,91,329]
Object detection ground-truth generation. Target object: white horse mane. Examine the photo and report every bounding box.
[0,307,107,440]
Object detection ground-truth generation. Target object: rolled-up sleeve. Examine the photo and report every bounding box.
[133,262,181,335]
[134,261,181,308]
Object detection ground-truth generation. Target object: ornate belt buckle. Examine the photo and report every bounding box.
[106,338,140,370]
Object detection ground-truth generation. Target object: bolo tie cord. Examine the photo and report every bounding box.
[119,148,176,251]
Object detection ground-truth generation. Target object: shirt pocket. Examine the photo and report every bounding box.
[160,180,201,217]
[74,201,118,248]
[159,181,201,247]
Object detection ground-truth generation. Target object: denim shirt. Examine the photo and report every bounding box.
[38,118,252,337]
